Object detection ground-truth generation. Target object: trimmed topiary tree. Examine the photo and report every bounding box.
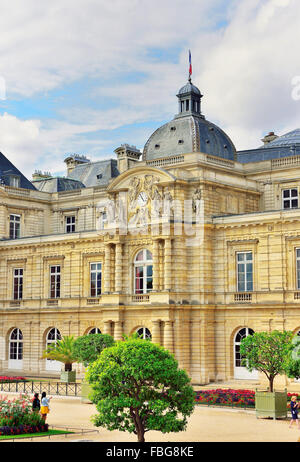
[73,333,115,367]
[86,337,195,442]
[285,335,300,380]
[240,330,293,392]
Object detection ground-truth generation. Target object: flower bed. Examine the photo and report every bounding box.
[0,394,46,434]
[195,389,255,407]
[0,423,48,436]
[0,376,27,383]
[195,389,300,408]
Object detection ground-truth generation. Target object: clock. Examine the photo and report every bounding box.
[137,191,148,206]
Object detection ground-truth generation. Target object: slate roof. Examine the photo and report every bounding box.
[0,152,36,190]
[67,159,119,187]
[143,115,237,161]
[32,177,85,193]
[237,129,300,163]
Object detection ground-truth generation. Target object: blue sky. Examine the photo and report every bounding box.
[0,0,299,178]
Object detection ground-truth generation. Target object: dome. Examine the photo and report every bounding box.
[143,115,236,161]
[177,82,201,96]
[264,129,300,147]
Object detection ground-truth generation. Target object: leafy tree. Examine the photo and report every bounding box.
[86,337,195,442]
[42,335,77,371]
[73,333,115,367]
[240,330,293,392]
[285,335,300,380]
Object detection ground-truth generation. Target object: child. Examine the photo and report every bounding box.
[289,395,300,429]
[40,391,52,422]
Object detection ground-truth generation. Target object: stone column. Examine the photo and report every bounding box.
[114,321,123,341]
[164,321,174,354]
[164,238,172,291]
[151,320,161,344]
[103,321,112,336]
[104,244,111,293]
[115,243,123,293]
[152,239,160,292]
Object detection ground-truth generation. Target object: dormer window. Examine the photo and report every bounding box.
[10,176,20,188]
[155,144,160,149]
[170,126,176,131]
[96,174,103,180]
[178,140,184,145]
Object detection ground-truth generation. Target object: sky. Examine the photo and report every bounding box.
[0,0,299,179]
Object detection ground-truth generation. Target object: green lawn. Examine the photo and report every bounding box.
[0,429,74,440]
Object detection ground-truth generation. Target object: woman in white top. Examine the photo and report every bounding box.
[40,391,52,422]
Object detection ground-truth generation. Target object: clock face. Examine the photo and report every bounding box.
[137,191,148,206]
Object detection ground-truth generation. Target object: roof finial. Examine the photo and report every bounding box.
[188,49,192,83]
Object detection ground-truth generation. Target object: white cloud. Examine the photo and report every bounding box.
[1,0,300,172]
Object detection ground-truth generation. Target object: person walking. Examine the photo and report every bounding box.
[40,391,52,422]
[289,395,300,429]
[32,393,40,412]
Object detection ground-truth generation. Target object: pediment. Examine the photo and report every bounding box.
[107,166,176,193]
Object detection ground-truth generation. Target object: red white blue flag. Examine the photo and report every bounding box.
[189,50,192,77]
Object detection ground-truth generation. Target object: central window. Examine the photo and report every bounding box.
[134,249,153,294]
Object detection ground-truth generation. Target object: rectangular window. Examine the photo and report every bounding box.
[50,266,61,298]
[9,214,21,239]
[13,268,23,300]
[90,263,102,297]
[283,189,298,209]
[296,249,300,290]
[65,215,76,233]
[237,252,253,292]
[186,100,189,111]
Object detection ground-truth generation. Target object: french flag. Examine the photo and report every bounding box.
[189,50,192,77]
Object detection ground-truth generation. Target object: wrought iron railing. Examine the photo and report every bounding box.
[0,381,81,396]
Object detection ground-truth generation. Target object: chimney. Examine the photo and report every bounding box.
[114,144,142,174]
[32,170,52,181]
[64,154,90,176]
[261,131,278,145]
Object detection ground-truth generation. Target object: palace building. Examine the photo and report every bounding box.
[1,77,300,385]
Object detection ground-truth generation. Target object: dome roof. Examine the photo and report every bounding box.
[177,82,201,96]
[264,128,300,147]
[143,115,236,161]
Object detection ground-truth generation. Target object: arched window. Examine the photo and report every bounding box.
[134,249,153,294]
[9,328,23,364]
[88,327,101,335]
[45,328,62,371]
[234,328,258,380]
[136,327,152,340]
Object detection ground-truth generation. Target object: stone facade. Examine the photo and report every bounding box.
[1,80,300,388]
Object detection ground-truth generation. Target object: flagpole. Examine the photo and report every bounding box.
[188,50,192,83]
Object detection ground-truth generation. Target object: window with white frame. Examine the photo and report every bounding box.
[134,249,153,294]
[296,249,300,289]
[283,189,298,209]
[50,265,61,298]
[136,327,152,340]
[9,214,21,239]
[13,268,23,300]
[65,215,76,233]
[9,328,23,361]
[90,263,102,297]
[88,327,101,334]
[237,252,253,292]
[234,328,254,367]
